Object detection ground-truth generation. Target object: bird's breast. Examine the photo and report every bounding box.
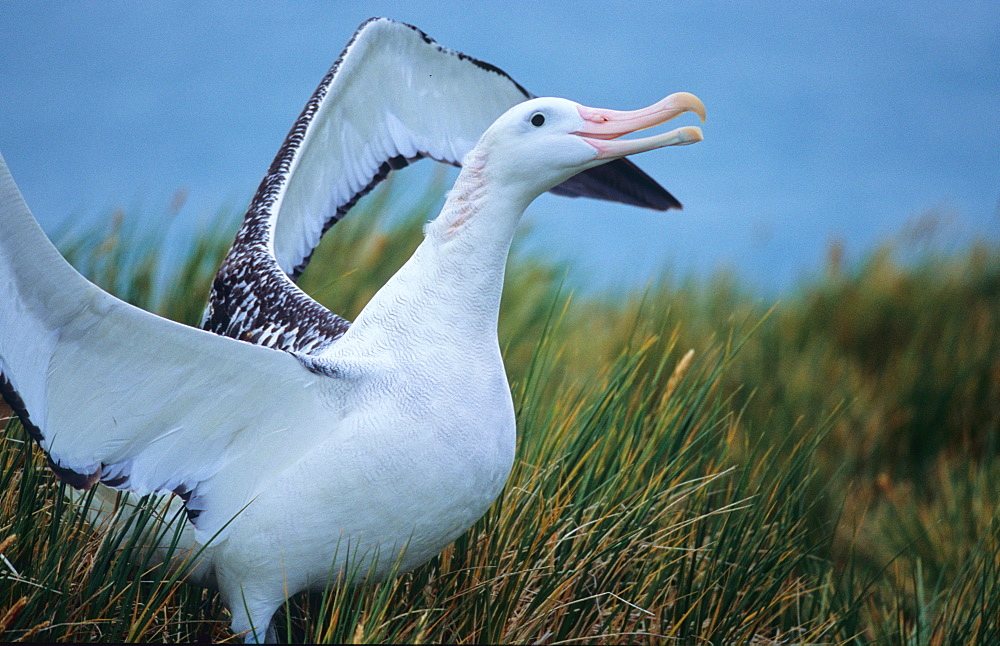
[221,346,516,591]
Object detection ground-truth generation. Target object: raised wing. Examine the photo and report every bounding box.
[270,17,680,278]
[0,153,339,543]
[203,17,679,356]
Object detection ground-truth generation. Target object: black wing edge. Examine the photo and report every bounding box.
[549,157,682,211]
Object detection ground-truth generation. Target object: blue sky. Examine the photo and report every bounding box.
[1,2,998,294]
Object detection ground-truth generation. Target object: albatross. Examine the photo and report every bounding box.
[0,19,705,644]
[202,17,688,356]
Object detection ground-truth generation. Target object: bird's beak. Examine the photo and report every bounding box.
[574,92,706,160]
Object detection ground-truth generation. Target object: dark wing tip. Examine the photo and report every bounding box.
[549,157,683,211]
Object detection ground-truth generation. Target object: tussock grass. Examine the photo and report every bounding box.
[1,177,997,642]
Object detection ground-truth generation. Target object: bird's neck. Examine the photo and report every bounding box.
[426,147,532,259]
[349,149,528,348]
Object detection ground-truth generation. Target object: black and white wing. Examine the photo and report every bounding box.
[0,153,339,543]
[203,17,679,356]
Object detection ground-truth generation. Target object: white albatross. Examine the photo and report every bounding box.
[0,74,704,646]
[201,17,689,357]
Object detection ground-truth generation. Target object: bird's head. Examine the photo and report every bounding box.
[472,92,705,206]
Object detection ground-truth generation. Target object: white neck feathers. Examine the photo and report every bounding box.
[430,148,490,239]
[343,147,529,349]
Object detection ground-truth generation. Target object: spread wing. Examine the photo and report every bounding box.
[268,17,680,278]
[0,153,340,543]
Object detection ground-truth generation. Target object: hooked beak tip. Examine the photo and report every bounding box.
[673,92,707,123]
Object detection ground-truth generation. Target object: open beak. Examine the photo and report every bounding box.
[575,92,706,160]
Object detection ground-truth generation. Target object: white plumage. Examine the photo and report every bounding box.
[0,18,704,643]
[202,18,686,360]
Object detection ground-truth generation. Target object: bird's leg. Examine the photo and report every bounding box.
[231,607,278,644]
[219,577,282,644]
[263,621,277,644]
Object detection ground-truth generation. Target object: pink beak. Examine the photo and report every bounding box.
[575,92,706,159]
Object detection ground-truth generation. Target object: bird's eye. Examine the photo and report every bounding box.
[530,112,545,127]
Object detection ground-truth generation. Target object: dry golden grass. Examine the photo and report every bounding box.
[0,181,996,642]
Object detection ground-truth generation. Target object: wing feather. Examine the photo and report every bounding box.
[263,17,679,277]
[0,153,338,543]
